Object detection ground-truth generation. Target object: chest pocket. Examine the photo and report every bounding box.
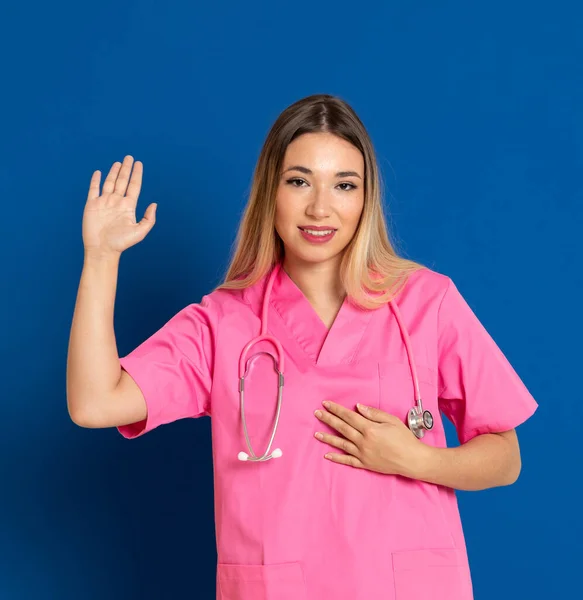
[378,360,440,432]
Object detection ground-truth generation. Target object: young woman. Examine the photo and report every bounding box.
[67,94,538,600]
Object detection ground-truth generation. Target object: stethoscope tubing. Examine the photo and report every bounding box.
[238,263,432,462]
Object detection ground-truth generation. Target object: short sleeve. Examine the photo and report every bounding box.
[117,295,216,439]
[437,278,538,444]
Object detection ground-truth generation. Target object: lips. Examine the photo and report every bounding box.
[298,226,337,244]
[298,226,337,232]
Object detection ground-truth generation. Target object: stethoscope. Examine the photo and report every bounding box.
[237,263,433,462]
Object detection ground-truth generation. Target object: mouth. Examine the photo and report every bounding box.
[298,226,337,244]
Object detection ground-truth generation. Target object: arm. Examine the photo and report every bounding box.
[409,429,522,491]
[66,252,147,428]
[67,156,156,428]
[314,402,522,492]
[433,277,537,489]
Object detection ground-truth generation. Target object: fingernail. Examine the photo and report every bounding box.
[315,432,323,440]
[322,401,330,408]
[357,403,367,412]
[314,410,322,418]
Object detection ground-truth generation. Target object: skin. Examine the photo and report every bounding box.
[275,132,365,326]
[274,132,522,491]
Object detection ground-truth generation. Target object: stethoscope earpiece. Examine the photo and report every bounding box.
[238,449,282,462]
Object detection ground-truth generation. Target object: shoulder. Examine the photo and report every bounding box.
[184,279,260,326]
[178,287,245,325]
[176,267,270,327]
[397,266,452,307]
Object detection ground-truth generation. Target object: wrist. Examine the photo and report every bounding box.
[403,442,434,481]
[84,249,121,266]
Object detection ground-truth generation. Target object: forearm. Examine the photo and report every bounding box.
[66,253,122,421]
[407,432,521,491]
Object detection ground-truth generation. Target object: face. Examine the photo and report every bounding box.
[274,132,365,268]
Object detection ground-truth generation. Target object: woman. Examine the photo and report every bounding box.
[67,94,538,600]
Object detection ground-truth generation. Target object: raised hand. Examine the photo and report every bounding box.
[82,155,156,258]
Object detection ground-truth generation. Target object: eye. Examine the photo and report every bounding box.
[286,178,357,191]
[337,182,357,191]
[286,177,308,187]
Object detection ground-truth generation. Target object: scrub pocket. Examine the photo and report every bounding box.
[217,562,307,600]
[392,548,473,599]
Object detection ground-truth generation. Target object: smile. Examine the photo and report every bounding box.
[299,228,335,236]
[298,227,337,244]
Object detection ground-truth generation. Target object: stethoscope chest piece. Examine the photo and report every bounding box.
[408,405,434,439]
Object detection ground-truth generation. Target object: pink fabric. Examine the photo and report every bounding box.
[118,266,538,599]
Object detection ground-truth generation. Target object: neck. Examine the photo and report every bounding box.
[281,255,346,307]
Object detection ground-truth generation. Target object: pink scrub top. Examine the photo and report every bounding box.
[117,265,538,600]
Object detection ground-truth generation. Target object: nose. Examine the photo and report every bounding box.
[305,186,333,219]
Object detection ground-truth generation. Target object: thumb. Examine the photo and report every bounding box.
[357,403,394,423]
[136,203,157,238]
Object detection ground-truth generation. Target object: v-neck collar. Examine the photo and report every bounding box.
[244,263,376,367]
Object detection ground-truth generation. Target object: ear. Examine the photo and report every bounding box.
[357,404,395,423]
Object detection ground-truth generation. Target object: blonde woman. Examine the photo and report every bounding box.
[67,94,538,600]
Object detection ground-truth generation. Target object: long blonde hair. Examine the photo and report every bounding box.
[216,94,426,309]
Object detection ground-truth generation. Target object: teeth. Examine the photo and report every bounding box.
[303,229,334,236]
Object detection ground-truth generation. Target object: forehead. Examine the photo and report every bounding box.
[283,133,363,170]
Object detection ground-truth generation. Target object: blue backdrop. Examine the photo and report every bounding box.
[1,1,579,598]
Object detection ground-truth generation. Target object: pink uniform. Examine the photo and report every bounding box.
[117,264,538,600]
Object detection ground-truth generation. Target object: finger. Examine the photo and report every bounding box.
[102,161,122,195]
[322,401,369,434]
[135,203,157,239]
[356,404,396,424]
[324,452,364,469]
[103,162,122,195]
[315,408,361,443]
[87,170,101,202]
[114,155,134,197]
[125,160,143,206]
[315,431,360,457]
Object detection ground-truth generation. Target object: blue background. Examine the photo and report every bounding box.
[1,0,580,598]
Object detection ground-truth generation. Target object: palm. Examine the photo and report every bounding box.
[83,197,138,252]
[83,156,156,255]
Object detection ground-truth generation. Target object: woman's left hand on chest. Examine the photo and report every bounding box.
[314,401,426,478]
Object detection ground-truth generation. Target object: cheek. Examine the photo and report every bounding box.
[274,197,288,225]
[339,198,365,232]
[275,190,298,230]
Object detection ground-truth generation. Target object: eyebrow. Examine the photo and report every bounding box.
[282,165,362,179]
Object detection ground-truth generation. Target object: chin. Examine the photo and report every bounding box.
[283,244,345,267]
[277,229,352,266]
